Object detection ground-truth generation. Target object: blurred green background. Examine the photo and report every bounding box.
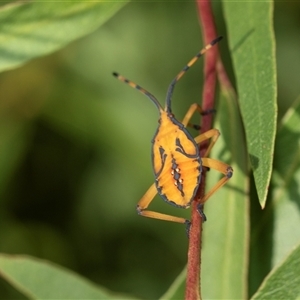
[0,2,299,299]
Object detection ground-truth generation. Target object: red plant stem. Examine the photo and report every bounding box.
[217,59,236,93]
[198,0,218,135]
[185,1,219,300]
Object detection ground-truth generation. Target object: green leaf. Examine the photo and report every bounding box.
[201,84,249,298]
[159,268,186,300]
[0,254,138,299]
[272,97,300,267]
[0,1,127,72]
[222,1,277,207]
[251,243,300,299]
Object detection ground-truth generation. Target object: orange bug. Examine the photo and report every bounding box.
[113,36,233,229]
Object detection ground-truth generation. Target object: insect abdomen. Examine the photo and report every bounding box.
[157,156,201,207]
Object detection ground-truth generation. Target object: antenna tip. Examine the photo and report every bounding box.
[211,36,223,46]
[112,72,119,77]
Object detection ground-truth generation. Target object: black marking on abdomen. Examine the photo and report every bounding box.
[174,172,180,180]
[175,138,198,158]
[171,157,184,197]
[171,160,178,170]
[155,146,167,177]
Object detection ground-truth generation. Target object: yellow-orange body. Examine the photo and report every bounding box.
[152,111,201,208]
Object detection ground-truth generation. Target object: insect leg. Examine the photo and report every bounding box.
[199,157,233,204]
[197,203,207,222]
[137,183,188,224]
[194,128,220,157]
[181,103,215,130]
[181,103,204,127]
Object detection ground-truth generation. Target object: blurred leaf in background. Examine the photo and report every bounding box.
[0,1,300,299]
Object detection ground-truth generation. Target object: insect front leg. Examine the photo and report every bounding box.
[181,103,215,129]
[137,183,189,225]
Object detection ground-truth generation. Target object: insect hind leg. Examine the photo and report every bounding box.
[136,183,189,225]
